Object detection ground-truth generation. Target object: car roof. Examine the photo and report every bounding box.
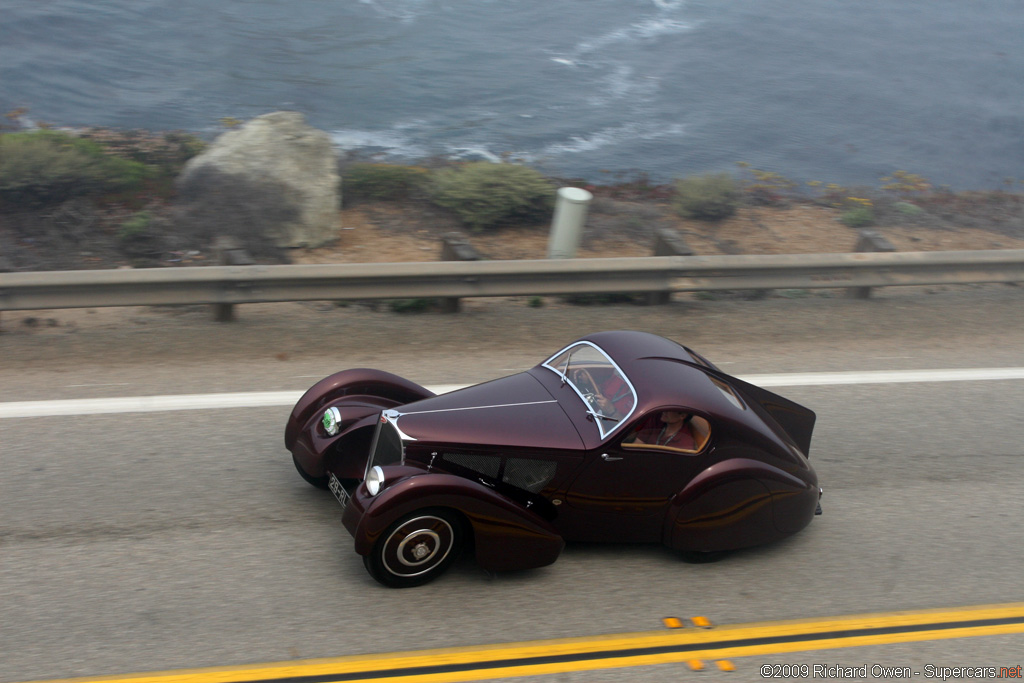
[566,331,744,420]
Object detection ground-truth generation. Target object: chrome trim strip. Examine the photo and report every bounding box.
[394,400,558,416]
[382,409,417,442]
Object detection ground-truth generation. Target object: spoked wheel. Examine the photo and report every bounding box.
[292,453,329,489]
[364,509,463,588]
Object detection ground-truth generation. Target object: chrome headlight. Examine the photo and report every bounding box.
[322,407,342,436]
[366,465,385,496]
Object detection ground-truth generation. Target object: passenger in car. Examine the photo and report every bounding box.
[630,410,696,450]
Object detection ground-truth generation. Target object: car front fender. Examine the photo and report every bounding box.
[285,369,434,479]
[347,472,565,573]
[285,368,434,449]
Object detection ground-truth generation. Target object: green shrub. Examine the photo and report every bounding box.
[893,201,924,216]
[343,163,430,202]
[840,206,875,227]
[80,129,206,177]
[0,130,149,206]
[671,173,740,220]
[736,163,798,205]
[430,162,555,232]
[119,210,152,239]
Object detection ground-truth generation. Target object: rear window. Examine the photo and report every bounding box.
[710,377,745,410]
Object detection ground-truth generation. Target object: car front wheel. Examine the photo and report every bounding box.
[292,453,329,489]
[364,509,463,588]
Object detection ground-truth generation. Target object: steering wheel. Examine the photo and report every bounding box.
[572,368,599,396]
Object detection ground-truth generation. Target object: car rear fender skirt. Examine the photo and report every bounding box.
[284,368,434,450]
[352,473,565,573]
[749,456,819,535]
[664,458,787,552]
[766,476,819,535]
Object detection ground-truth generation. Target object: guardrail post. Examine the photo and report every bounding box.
[212,237,254,321]
[547,187,593,259]
[648,228,694,305]
[439,232,481,313]
[847,230,896,299]
[0,255,11,332]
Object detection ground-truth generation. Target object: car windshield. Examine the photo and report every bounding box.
[543,341,636,439]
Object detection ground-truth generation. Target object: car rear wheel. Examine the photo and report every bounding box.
[679,549,729,563]
[292,453,329,489]
[364,509,463,588]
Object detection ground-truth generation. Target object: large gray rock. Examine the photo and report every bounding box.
[177,112,340,248]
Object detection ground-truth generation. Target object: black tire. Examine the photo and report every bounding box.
[364,508,463,588]
[679,549,729,564]
[292,453,329,489]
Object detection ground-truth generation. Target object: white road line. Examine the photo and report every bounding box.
[1,369,1023,419]
[747,367,1024,387]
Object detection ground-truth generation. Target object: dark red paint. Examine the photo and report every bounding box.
[285,331,821,586]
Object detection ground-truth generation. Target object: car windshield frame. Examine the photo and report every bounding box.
[541,341,637,439]
[364,411,407,479]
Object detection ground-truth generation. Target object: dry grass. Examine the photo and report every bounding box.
[288,198,1024,266]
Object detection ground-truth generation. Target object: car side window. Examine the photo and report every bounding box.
[621,411,711,454]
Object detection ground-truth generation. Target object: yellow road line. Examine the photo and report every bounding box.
[16,602,1024,683]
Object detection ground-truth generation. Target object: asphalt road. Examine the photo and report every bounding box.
[2,287,1023,682]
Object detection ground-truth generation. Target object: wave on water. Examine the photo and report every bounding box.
[356,0,432,23]
[547,1,693,69]
[332,116,686,170]
[561,17,692,63]
[5,0,1020,188]
[535,121,686,158]
[650,0,687,9]
[587,64,663,107]
[330,127,429,159]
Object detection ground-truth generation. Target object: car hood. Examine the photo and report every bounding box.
[389,372,585,451]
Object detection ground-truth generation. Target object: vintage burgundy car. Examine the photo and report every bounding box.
[285,331,821,587]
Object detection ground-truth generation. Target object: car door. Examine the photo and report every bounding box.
[557,411,710,542]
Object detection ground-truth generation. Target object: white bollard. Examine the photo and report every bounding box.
[547,187,593,259]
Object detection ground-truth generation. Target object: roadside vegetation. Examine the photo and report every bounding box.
[429,162,555,232]
[2,112,1023,273]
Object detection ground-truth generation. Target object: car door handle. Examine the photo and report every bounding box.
[601,453,622,462]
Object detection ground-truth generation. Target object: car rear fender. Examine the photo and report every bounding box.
[664,457,794,552]
[351,473,565,572]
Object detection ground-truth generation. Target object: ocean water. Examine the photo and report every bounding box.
[1,0,1022,188]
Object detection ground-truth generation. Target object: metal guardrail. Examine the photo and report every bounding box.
[0,250,1022,316]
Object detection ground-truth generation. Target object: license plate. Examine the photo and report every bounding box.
[328,473,350,509]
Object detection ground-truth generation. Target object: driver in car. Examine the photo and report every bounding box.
[572,368,633,418]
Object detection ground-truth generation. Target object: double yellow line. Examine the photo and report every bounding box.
[22,602,1024,683]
